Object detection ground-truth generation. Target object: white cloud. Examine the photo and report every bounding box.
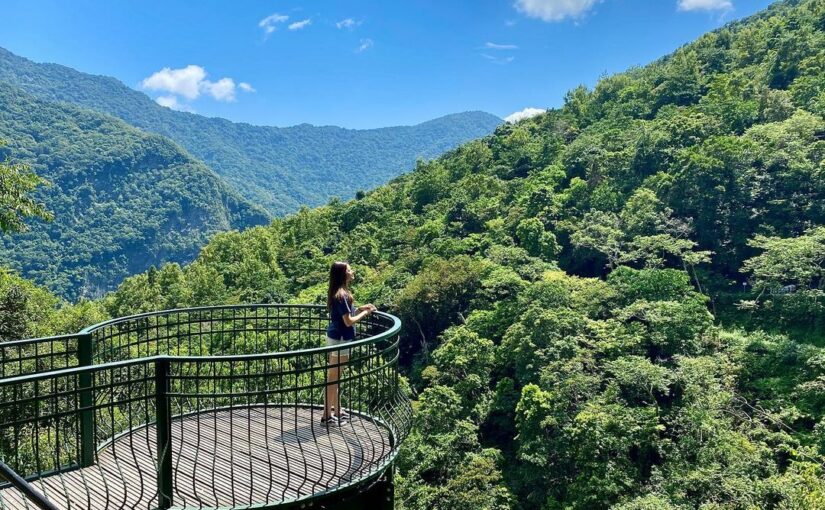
[677,0,733,11]
[141,65,249,106]
[514,0,600,21]
[155,95,195,113]
[505,19,517,27]
[259,13,289,34]
[288,18,312,31]
[356,38,373,52]
[202,77,236,102]
[482,53,515,65]
[505,107,545,123]
[141,65,206,100]
[336,18,359,29]
[155,95,177,108]
[485,42,518,50]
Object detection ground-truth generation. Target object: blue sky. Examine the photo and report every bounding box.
[1,0,775,128]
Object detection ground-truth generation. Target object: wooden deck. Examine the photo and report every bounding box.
[0,406,393,510]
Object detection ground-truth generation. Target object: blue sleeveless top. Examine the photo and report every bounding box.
[327,297,356,340]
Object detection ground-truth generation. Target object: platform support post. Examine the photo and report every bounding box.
[366,466,395,510]
[335,467,395,510]
[156,358,173,509]
[78,333,95,468]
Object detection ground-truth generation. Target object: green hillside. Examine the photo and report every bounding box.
[0,48,502,215]
[0,83,269,299]
[76,0,823,507]
[3,0,825,508]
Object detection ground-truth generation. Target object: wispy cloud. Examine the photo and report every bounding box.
[485,42,518,50]
[677,0,733,11]
[259,13,289,35]
[155,95,195,113]
[356,38,374,53]
[336,18,360,29]
[288,18,312,31]
[141,65,251,108]
[514,0,600,22]
[505,107,545,123]
[482,53,515,65]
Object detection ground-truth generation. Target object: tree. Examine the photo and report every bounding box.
[570,210,624,269]
[0,270,59,340]
[653,50,705,109]
[740,227,825,323]
[396,256,489,361]
[516,217,560,260]
[743,227,825,295]
[0,141,51,233]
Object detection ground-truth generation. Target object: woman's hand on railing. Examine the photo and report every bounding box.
[347,304,377,325]
[357,304,377,314]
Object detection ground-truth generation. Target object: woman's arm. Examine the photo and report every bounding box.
[342,307,372,327]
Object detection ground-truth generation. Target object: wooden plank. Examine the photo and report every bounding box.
[0,406,392,510]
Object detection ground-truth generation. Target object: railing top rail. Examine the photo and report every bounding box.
[0,332,85,349]
[0,355,163,386]
[0,461,60,510]
[0,305,401,385]
[77,303,337,335]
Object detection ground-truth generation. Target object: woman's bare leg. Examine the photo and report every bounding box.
[335,354,349,417]
[324,353,338,419]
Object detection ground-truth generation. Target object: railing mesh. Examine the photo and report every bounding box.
[0,305,410,510]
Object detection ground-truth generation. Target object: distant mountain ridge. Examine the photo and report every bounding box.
[0,47,502,214]
[0,83,269,299]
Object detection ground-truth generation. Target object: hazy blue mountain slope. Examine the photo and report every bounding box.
[0,83,269,299]
[0,48,502,214]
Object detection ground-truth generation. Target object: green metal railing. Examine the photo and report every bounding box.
[0,305,411,510]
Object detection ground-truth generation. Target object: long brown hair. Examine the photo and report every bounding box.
[327,261,352,309]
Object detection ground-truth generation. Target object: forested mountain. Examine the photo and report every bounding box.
[0,48,502,215]
[0,83,269,299]
[3,0,825,508]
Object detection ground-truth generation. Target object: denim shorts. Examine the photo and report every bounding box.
[326,336,352,357]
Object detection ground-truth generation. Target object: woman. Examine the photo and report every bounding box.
[322,261,376,425]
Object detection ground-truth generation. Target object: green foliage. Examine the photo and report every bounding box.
[4,0,825,508]
[744,227,825,293]
[0,140,51,233]
[396,256,489,360]
[740,226,825,328]
[0,84,268,299]
[0,270,108,340]
[516,217,559,260]
[0,269,59,340]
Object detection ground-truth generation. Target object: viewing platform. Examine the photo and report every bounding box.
[0,305,410,509]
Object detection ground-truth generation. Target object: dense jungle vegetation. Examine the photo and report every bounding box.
[2,0,825,507]
[0,47,502,215]
[0,84,269,300]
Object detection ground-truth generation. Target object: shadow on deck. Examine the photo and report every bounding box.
[1,405,392,509]
[0,305,410,510]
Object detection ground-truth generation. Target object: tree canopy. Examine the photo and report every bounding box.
[2,0,825,508]
[0,140,51,233]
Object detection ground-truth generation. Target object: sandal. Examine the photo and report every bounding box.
[320,415,339,426]
[336,410,350,422]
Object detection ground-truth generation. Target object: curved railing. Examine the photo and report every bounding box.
[0,305,410,510]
